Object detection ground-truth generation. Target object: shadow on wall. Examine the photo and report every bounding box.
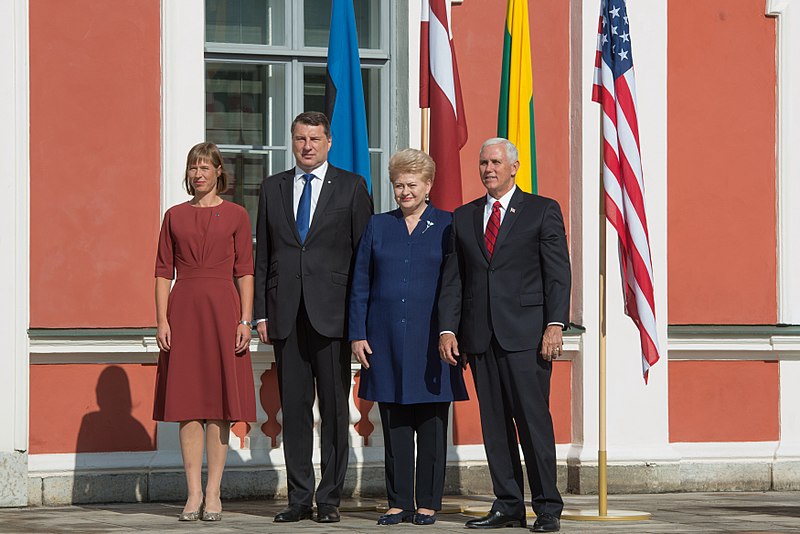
[72,365,154,503]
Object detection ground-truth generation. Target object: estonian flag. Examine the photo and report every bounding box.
[324,0,372,193]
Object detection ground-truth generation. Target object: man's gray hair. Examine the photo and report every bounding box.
[480,138,519,163]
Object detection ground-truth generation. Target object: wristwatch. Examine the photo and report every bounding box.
[239,320,252,328]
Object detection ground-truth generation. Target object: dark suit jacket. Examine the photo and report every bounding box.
[254,164,373,340]
[438,188,571,354]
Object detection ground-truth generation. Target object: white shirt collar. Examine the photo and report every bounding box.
[294,161,329,182]
[485,185,517,210]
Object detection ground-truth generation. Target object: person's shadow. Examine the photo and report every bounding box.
[73,365,154,503]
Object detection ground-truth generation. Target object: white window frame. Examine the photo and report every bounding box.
[203,0,396,212]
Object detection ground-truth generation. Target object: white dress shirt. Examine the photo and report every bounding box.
[483,185,517,231]
[293,160,328,223]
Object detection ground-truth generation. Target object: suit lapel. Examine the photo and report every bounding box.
[493,188,526,256]
[280,170,303,244]
[471,198,491,263]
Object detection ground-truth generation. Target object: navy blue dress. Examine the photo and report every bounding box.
[348,205,468,404]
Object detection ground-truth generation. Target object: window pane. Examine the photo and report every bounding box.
[303,66,379,148]
[362,68,381,148]
[303,0,381,49]
[206,62,286,147]
[302,66,326,114]
[206,0,286,46]
[220,151,286,235]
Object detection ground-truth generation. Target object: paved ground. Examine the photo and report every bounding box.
[0,492,798,533]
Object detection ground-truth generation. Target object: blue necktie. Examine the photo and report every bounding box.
[296,174,313,243]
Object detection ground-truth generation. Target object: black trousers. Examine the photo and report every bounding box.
[469,336,563,518]
[378,402,450,511]
[273,300,351,507]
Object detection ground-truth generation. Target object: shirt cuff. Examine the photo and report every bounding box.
[255,318,267,324]
[547,322,565,329]
[439,330,456,336]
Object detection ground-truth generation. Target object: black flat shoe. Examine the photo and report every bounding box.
[274,504,313,522]
[315,504,341,523]
[413,512,437,525]
[376,510,414,525]
[465,510,525,529]
[531,512,560,532]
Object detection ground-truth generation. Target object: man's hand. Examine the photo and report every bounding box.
[351,340,372,368]
[439,332,464,367]
[256,321,272,345]
[540,325,564,361]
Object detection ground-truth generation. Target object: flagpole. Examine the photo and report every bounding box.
[559,120,650,524]
[421,107,430,153]
[598,180,609,517]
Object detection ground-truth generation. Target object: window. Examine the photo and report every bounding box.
[204,0,393,232]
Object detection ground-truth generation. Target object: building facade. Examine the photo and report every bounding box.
[1,0,798,506]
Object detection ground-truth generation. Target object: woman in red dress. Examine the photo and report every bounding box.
[153,143,256,521]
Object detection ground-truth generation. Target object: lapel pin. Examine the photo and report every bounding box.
[510,207,516,213]
[327,180,332,184]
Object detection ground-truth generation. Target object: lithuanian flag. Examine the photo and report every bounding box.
[498,0,537,193]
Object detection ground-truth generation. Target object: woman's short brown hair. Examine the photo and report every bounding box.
[388,148,436,183]
[183,142,230,195]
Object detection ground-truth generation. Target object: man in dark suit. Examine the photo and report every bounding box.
[438,138,570,532]
[254,111,373,523]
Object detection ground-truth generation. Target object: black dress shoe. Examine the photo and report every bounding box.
[273,504,313,522]
[465,510,525,529]
[376,510,414,525]
[412,512,437,525]
[531,513,560,532]
[315,504,341,523]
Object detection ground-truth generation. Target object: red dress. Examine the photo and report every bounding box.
[153,201,256,422]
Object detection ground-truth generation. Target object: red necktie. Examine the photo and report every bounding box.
[485,200,502,258]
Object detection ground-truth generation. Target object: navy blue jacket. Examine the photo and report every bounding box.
[348,205,468,404]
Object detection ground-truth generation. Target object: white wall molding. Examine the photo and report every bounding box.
[0,0,30,507]
[28,331,581,359]
[571,0,673,467]
[161,0,206,215]
[766,0,800,325]
[764,0,800,469]
[672,441,779,460]
[669,335,800,360]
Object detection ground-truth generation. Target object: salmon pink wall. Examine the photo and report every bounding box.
[29,0,161,327]
[452,1,570,213]
[453,360,571,445]
[30,364,157,454]
[668,0,776,324]
[669,360,779,442]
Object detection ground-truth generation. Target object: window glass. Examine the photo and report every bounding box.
[220,152,285,235]
[206,0,286,46]
[362,67,382,148]
[206,0,392,226]
[303,0,381,49]
[302,66,326,115]
[206,62,287,147]
[304,65,381,148]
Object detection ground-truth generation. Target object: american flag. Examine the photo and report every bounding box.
[592,0,660,381]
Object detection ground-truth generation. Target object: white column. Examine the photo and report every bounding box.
[161,0,206,214]
[0,0,29,507]
[567,0,603,470]
[571,0,675,472]
[766,0,800,488]
[603,0,673,463]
